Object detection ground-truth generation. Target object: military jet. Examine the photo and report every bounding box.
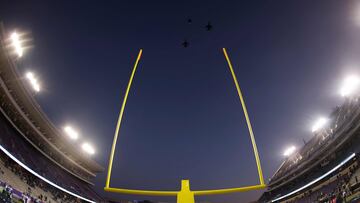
[182,40,189,48]
[205,22,213,31]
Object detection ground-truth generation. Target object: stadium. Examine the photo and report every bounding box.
[0,24,105,202]
[259,96,360,202]
[1,1,360,203]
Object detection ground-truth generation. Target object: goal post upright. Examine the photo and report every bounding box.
[105,49,143,188]
[222,48,265,186]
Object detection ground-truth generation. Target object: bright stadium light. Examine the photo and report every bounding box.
[10,32,23,57]
[311,117,328,133]
[82,143,95,155]
[63,126,79,140]
[340,75,360,97]
[283,146,296,157]
[25,72,41,92]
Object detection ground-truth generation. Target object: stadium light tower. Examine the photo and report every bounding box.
[82,143,95,155]
[340,75,360,97]
[25,72,41,92]
[63,126,79,140]
[311,117,328,133]
[283,146,296,157]
[10,32,24,57]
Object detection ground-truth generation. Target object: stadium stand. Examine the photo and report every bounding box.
[0,23,104,202]
[0,149,80,203]
[259,97,360,202]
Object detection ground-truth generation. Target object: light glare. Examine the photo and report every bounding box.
[63,126,79,140]
[354,3,360,26]
[340,75,360,97]
[312,117,328,132]
[283,146,296,157]
[82,143,95,155]
[10,32,23,57]
[25,72,41,92]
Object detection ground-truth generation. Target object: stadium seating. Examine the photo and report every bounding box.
[0,148,81,202]
[0,112,103,202]
[286,157,359,202]
[259,98,360,202]
[0,24,105,203]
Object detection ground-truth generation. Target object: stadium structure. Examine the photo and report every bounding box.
[1,20,360,203]
[0,24,105,202]
[259,97,360,202]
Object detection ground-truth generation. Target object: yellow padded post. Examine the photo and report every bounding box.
[177,180,195,203]
[105,49,143,188]
[222,48,265,185]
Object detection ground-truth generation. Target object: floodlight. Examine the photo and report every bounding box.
[10,32,23,57]
[82,143,95,155]
[63,126,79,140]
[25,72,41,92]
[33,83,40,92]
[340,75,360,97]
[283,146,296,157]
[312,117,328,133]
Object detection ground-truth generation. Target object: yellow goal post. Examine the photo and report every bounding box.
[104,48,266,203]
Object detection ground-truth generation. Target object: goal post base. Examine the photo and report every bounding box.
[177,180,195,203]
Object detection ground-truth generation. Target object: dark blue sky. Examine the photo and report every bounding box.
[2,0,360,202]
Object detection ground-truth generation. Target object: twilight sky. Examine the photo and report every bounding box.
[1,0,360,202]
